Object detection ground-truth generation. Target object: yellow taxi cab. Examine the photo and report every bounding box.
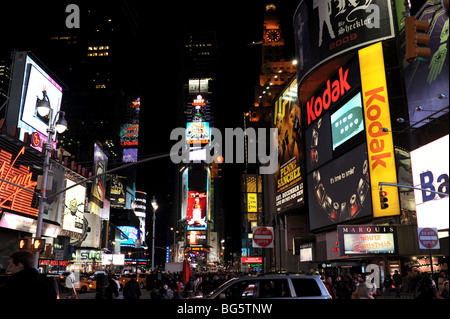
[77,275,97,293]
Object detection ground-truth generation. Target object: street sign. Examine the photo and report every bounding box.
[418,227,440,250]
[252,226,274,248]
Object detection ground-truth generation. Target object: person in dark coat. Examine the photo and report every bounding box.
[123,274,141,299]
[105,274,119,299]
[0,250,56,300]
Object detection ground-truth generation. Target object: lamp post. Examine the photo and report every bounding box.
[151,196,158,271]
[33,90,68,269]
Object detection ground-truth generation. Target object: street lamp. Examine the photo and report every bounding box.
[151,196,158,271]
[33,90,68,269]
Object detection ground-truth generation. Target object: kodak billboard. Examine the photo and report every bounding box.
[358,42,399,218]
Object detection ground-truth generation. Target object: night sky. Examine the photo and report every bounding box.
[1,0,301,259]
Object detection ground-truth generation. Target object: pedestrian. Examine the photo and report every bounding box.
[441,280,449,299]
[105,274,119,299]
[123,274,141,299]
[343,273,355,299]
[65,271,78,299]
[383,273,393,296]
[392,270,402,298]
[352,283,374,299]
[366,277,377,298]
[334,276,344,299]
[324,276,336,299]
[184,276,196,298]
[414,275,443,299]
[0,250,56,299]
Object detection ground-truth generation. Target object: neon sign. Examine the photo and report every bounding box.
[0,147,38,216]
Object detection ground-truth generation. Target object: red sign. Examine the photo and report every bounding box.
[31,132,41,147]
[418,228,440,250]
[0,147,38,216]
[241,257,263,263]
[252,227,274,248]
[306,66,352,125]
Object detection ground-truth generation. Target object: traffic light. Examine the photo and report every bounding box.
[18,238,31,250]
[379,190,389,210]
[216,155,223,178]
[31,238,46,253]
[211,155,224,179]
[405,16,431,63]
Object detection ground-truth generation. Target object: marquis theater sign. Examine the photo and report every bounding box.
[0,147,38,216]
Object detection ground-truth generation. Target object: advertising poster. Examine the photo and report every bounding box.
[307,143,372,231]
[273,78,305,213]
[293,0,395,85]
[337,225,397,255]
[61,179,86,238]
[91,142,108,211]
[400,1,449,128]
[410,135,449,230]
[80,213,102,248]
[108,175,126,207]
[359,42,399,218]
[187,191,207,230]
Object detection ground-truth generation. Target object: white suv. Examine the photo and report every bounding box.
[203,274,331,299]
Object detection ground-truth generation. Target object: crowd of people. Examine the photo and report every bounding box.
[143,270,244,299]
[320,269,449,300]
[1,250,448,300]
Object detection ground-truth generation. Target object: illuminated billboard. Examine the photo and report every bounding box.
[118,226,140,247]
[410,135,449,230]
[293,0,395,86]
[307,143,373,231]
[338,225,397,255]
[91,142,108,211]
[186,121,210,145]
[0,146,38,217]
[187,231,207,246]
[6,52,63,145]
[330,92,364,151]
[359,42,399,218]
[273,77,305,213]
[400,1,449,129]
[187,191,207,231]
[61,179,86,239]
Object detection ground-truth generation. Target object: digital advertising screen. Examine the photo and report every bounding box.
[187,191,207,231]
[186,121,210,145]
[330,92,364,151]
[118,226,140,247]
[307,143,372,231]
[6,52,63,145]
[187,231,207,246]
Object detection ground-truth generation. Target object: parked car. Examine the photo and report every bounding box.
[200,273,331,299]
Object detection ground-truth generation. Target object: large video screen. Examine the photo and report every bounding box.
[118,226,140,247]
[187,191,207,231]
[330,92,364,151]
[19,55,62,144]
[307,143,372,231]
